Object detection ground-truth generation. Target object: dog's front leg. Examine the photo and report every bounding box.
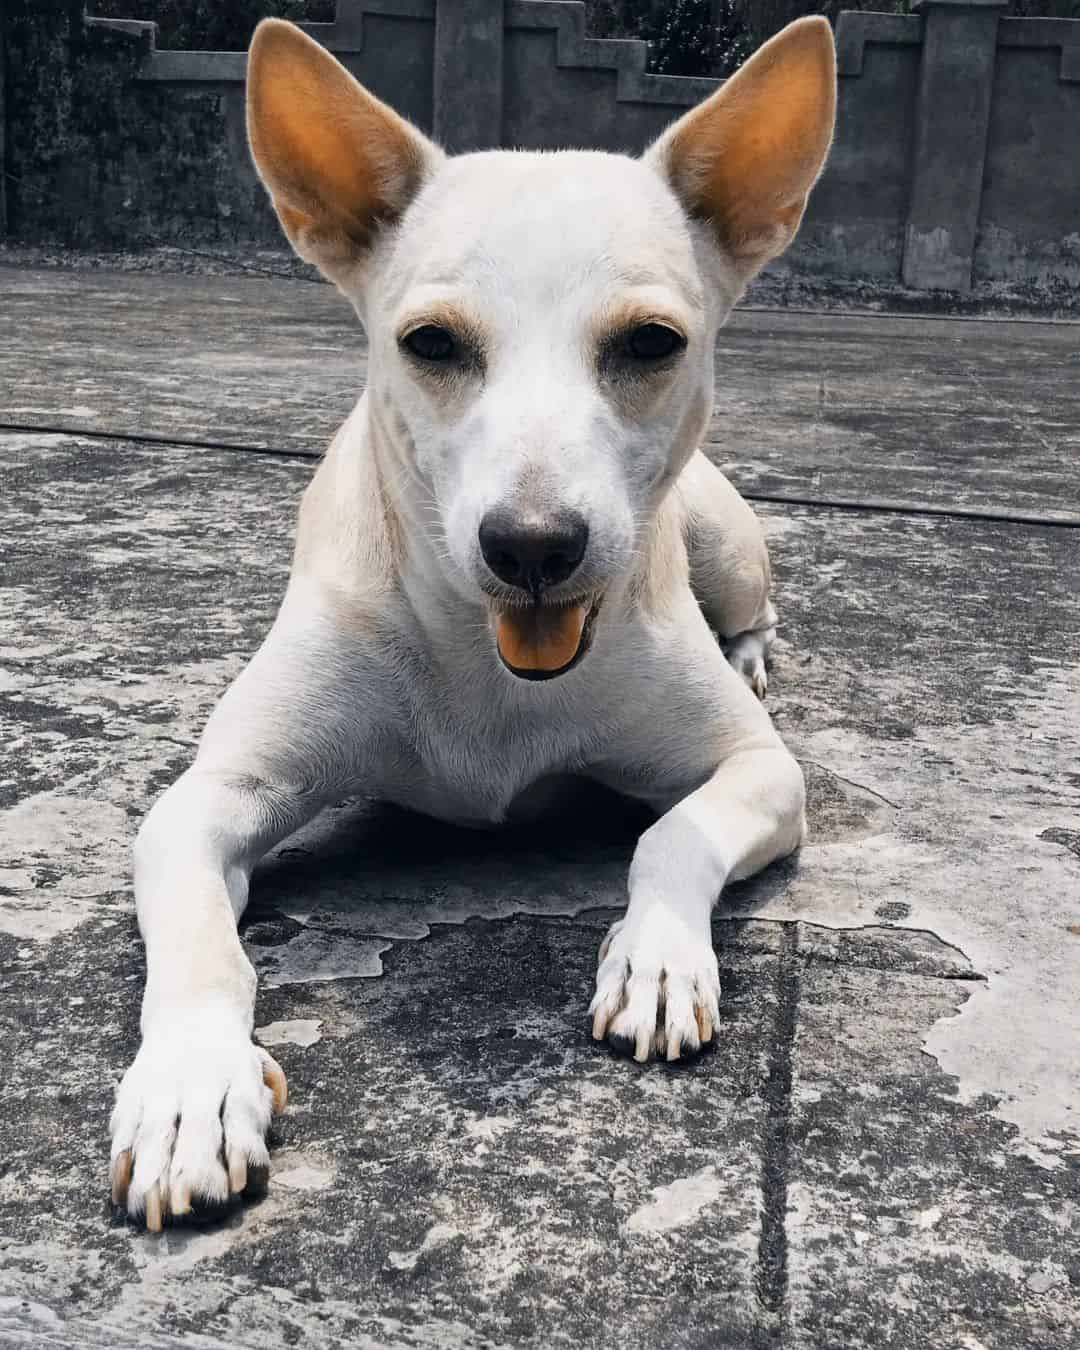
[109,593,376,1227]
[591,741,805,1062]
[108,769,316,1228]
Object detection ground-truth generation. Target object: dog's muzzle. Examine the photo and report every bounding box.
[491,595,602,681]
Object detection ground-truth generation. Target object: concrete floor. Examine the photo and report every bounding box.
[1,268,1078,1348]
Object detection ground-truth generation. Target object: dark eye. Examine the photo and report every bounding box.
[402,324,457,362]
[625,323,686,362]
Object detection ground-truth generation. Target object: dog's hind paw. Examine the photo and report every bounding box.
[109,1008,287,1230]
[724,629,771,701]
[589,910,721,1064]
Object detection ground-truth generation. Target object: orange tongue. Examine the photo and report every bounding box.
[497,604,588,673]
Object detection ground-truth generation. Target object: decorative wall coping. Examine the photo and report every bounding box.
[84,17,157,42]
[88,0,720,106]
[298,0,435,52]
[998,17,1080,82]
[834,12,922,79]
[504,1,719,107]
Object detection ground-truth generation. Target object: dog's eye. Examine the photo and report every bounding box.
[402,325,457,362]
[625,323,687,361]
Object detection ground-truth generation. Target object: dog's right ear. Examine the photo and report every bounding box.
[645,17,836,283]
[247,19,442,284]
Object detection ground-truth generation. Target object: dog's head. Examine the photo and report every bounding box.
[247,19,834,679]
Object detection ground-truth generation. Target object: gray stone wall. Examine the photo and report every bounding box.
[976,17,1080,289]
[2,0,1079,291]
[800,13,923,282]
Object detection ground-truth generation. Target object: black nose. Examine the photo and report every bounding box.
[478,509,589,594]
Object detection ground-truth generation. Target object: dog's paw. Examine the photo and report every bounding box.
[109,1009,287,1230]
[724,631,769,700]
[589,909,721,1063]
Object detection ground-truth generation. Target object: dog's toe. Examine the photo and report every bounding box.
[110,1016,286,1229]
[724,631,770,701]
[590,917,720,1064]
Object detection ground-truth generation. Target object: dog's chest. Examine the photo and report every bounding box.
[380,673,607,826]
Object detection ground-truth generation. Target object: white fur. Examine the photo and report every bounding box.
[111,137,810,1224]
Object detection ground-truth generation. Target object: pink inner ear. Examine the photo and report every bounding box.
[658,18,836,269]
[247,19,433,249]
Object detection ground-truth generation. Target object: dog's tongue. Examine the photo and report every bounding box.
[496,603,588,674]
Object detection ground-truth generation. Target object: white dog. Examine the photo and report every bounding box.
[109,17,836,1228]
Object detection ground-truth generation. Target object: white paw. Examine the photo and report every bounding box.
[589,907,721,1063]
[725,632,769,701]
[109,1007,287,1230]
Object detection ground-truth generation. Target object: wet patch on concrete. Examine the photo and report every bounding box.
[1,910,1074,1348]
[802,759,898,843]
[1039,827,1080,862]
[743,504,1080,1143]
[255,1018,324,1049]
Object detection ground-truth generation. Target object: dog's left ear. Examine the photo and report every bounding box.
[646,17,836,281]
[246,19,443,285]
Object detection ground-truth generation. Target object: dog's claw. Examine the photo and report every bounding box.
[110,1149,133,1208]
[228,1148,249,1195]
[170,1179,193,1218]
[144,1183,164,1233]
[261,1053,288,1114]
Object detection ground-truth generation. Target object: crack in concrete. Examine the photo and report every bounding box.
[753,923,800,1333]
[801,760,901,810]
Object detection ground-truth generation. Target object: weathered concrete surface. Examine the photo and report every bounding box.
[3,269,1079,519]
[1,273,1079,1346]
[712,310,1080,522]
[746,513,1080,1147]
[0,268,361,455]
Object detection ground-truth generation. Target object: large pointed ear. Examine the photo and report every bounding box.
[647,17,835,280]
[246,19,442,283]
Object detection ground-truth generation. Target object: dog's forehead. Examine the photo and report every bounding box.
[390,150,697,299]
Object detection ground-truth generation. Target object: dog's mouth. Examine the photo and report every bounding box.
[491,594,603,681]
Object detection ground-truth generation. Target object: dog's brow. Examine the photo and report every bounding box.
[592,289,695,344]
[608,263,703,308]
[615,264,676,286]
[396,300,487,347]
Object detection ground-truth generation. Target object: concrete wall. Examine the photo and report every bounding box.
[976,18,1080,289]
[801,13,923,281]
[1,0,272,249]
[3,0,1079,291]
